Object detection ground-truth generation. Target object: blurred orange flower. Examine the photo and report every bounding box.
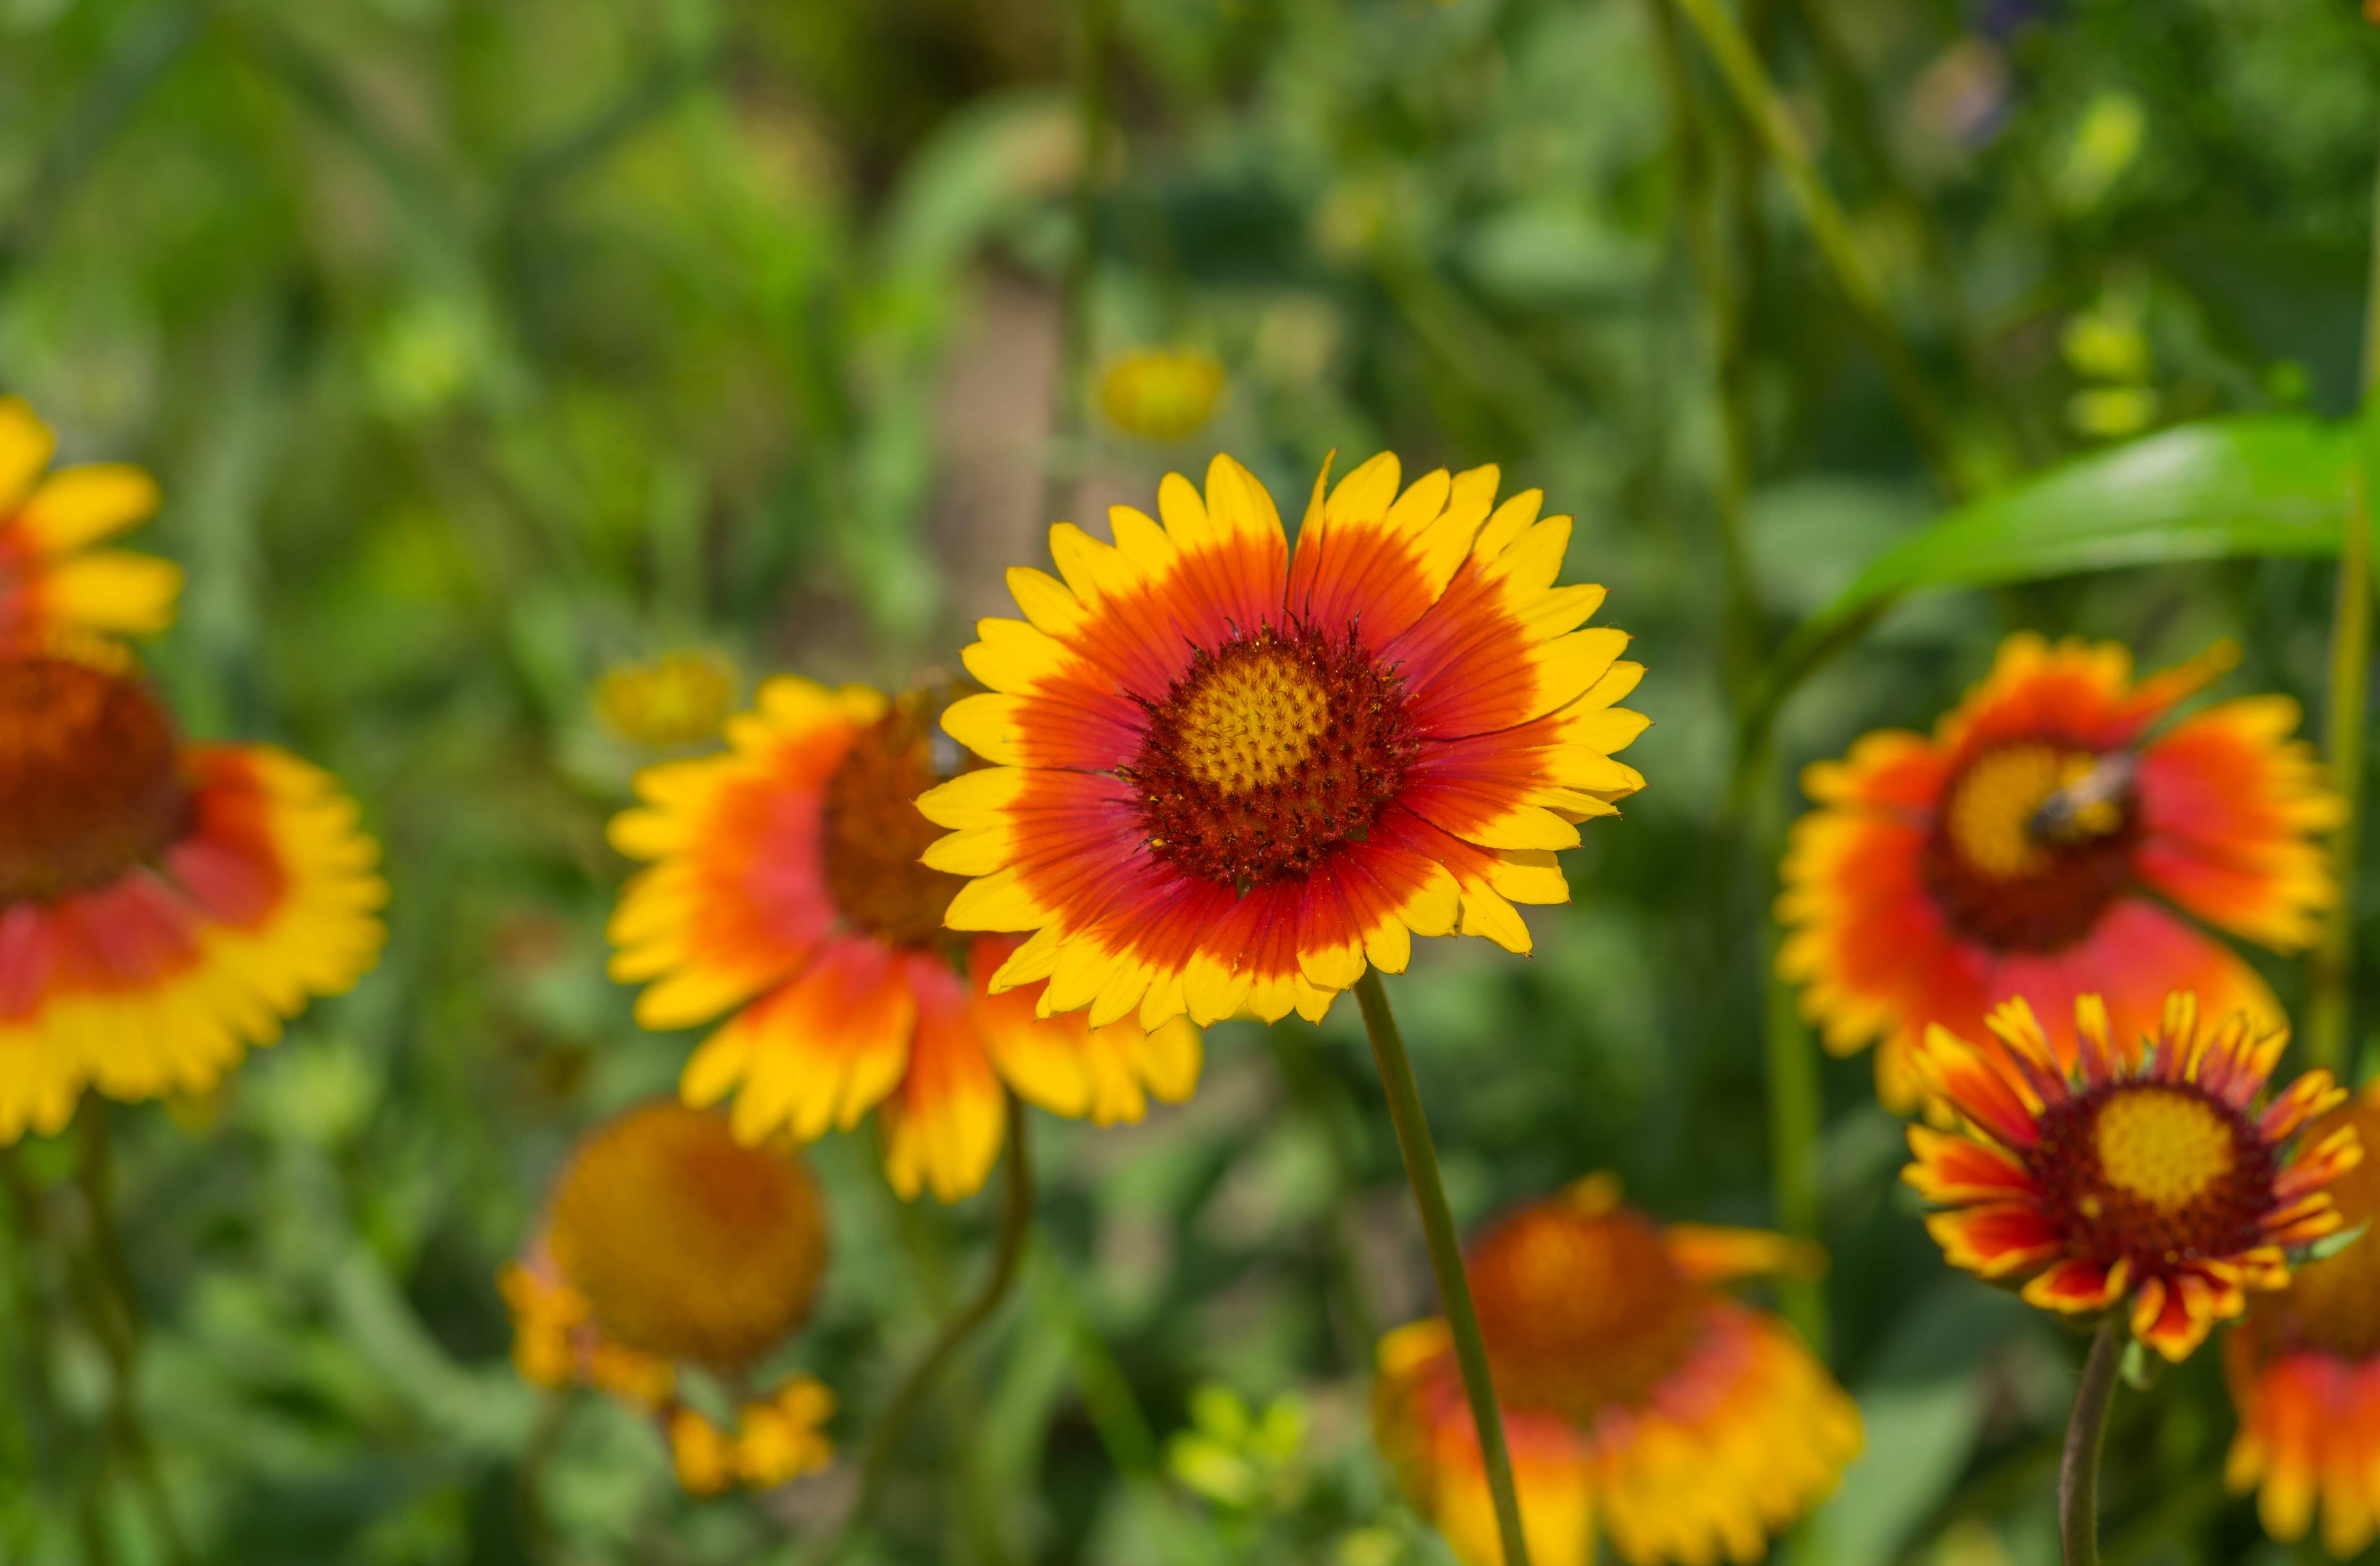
[1780,634,2338,1111]
[0,398,180,648]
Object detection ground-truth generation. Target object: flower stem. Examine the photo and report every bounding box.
[812,1091,1035,1565]
[1353,969,1531,1566]
[2058,1319,2124,1566]
[75,1103,193,1566]
[2308,147,2380,1074]
[1661,0,1960,496]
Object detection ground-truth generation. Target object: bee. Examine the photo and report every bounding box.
[2029,750,2136,843]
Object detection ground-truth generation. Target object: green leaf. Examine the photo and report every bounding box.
[1829,413,2357,614]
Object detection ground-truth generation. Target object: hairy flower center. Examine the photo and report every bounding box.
[1128,624,1414,890]
[2250,1100,2380,1357]
[549,1101,828,1371]
[1923,742,2137,952]
[2032,1083,2272,1270]
[820,691,972,948]
[0,656,188,905]
[1467,1205,1701,1423]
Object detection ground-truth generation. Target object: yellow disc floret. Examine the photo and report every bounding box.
[1175,650,1328,794]
[2095,1087,2236,1212]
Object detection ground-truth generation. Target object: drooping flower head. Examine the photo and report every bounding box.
[0,399,181,647]
[920,454,1646,1029]
[1780,634,2338,1111]
[595,650,739,750]
[504,1099,835,1494]
[1905,992,2358,1361]
[608,677,1201,1202]
[1098,347,1227,442]
[2226,1085,2380,1556]
[0,643,386,1140]
[1374,1177,1861,1566]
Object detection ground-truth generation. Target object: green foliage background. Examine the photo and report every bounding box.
[3,0,2378,1562]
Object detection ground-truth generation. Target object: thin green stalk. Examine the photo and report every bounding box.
[1760,905,1827,1356]
[1043,0,1116,530]
[2,1150,117,1566]
[2058,1320,2123,1566]
[75,1106,193,1566]
[1352,970,1531,1566]
[809,1092,1036,1565]
[2308,145,2380,1073]
[1663,0,1960,495]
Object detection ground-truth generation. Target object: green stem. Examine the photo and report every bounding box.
[2058,1319,2123,1566]
[812,1091,1035,1564]
[1043,0,1115,529]
[75,1105,193,1566]
[1760,903,1828,1356]
[1352,970,1531,1566]
[2,1150,117,1566]
[1662,0,1961,495]
[2309,146,2380,1074]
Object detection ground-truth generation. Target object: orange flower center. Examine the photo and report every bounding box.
[1924,742,2137,951]
[1128,624,1414,890]
[0,655,188,904]
[1466,1202,1701,1424]
[820,691,971,947]
[548,1101,828,1371]
[2032,1082,2272,1271]
[2248,1099,2380,1357]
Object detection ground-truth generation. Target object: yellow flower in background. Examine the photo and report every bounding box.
[0,642,387,1141]
[1904,993,2359,1362]
[595,650,739,750]
[2226,1084,2380,1556]
[0,398,181,646]
[1373,1177,1860,1566]
[1098,348,1227,442]
[503,1099,836,1494]
[609,680,1200,1202]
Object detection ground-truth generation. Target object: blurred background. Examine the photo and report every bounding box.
[4,0,2379,1561]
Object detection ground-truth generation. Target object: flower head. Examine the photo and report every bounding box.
[596,651,739,749]
[2225,1085,2380,1556]
[505,1099,835,1494]
[609,677,1201,1202]
[1904,992,2359,1361]
[921,453,1645,1029]
[1780,634,2338,1110]
[1374,1178,1860,1566]
[0,645,386,1140]
[1098,348,1227,442]
[0,399,180,647]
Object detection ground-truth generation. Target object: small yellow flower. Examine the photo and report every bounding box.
[1098,349,1227,442]
[594,651,738,749]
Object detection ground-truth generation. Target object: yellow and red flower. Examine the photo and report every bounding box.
[0,645,386,1141]
[920,453,1645,1029]
[1779,635,2339,1111]
[0,399,181,647]
[504,1099,836,1494]
[2226,1084,2380,1556]
[608,677,1201,1202]
[1904,992,2358,1362]
[1374,1177,1860,1566]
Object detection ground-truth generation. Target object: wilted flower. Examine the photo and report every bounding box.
[922,453,1645,1029]
[1374,1177,1860,1566]
[1905,993,2358,1361]
[504,1099,835,1494]
[0,643,385,1140]
[610,680,1200,1202]
[0,397,180,647]
[1100,348,1227,442]
[1779,634,2338,1112]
